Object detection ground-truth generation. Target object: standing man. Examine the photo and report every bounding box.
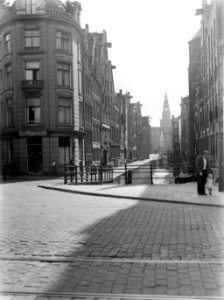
[195,150,211,195]
[69,158,75,183]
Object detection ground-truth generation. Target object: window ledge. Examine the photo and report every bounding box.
[55,50,72,56]
[56,124,73,127]
[19,50,45,55]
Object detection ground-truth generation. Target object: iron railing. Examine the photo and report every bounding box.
[64,165,113,184]
[63,162,195,185]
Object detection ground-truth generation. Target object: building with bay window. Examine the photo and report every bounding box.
[0,0,84,174]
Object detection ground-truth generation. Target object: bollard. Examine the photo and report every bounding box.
[125,161,128,184]
[75,166,78,185]
[64,165,67,184]
[99,166,102,184]
[86,166,88,182]
[150,164,153,185]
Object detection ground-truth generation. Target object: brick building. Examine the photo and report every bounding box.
[188,29,201,166]
[0,0,84,174]
[0,0,149,175]
[192,0,224,189]
[180,96,190,165]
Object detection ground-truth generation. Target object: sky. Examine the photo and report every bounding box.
[80,0,202,126]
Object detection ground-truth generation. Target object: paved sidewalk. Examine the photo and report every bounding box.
[39,179,224,207]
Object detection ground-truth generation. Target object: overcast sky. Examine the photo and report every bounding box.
[80,0,202,126]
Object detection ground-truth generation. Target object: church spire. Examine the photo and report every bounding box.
[162,93,171,120]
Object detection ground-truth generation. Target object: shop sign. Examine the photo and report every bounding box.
[19,129,47,136]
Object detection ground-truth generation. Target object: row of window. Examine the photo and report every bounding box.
[0,61,82,92]
[194,104,218,128]
[195,132,218,158]
[1,97,73,126]
[0,30,82,58]
[110,127,120,143]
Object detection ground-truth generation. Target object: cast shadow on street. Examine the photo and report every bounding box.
[44,198,224,295]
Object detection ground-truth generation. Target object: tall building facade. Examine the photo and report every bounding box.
[172,115,181,163]
[0,0,84,174]
[83,28,118,166]
[117,90,131,163]
[180,96,190,165]
[188,29,201,166]
[128,102,142,161]
[192,0,224,190]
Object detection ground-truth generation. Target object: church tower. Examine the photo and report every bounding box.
[160,94,172,154]
[160,93,171,128]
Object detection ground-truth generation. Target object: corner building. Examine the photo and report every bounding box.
[0,0,84,174]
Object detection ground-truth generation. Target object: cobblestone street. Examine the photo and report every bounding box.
[1,180,224,299]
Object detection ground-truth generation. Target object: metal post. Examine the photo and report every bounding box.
[125,161,127,184]
[86,166,88,182]
[75,166,78,185]
[100,166,102,184]
[64,165,67,184]
[150,163,153,185]
[70,165,73,183]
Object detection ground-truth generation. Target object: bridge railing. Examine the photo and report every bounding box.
[63,162,195,185]
[64,164,113,185]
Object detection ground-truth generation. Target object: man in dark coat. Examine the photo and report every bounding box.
[195,150,211,195]
[69,158,75,182]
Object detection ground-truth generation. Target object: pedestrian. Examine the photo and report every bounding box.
[69,158,75,182]
[91,161,97,181]
[195,149,211,195]
[79,160,83,182]
[205,172,214,195]
[51,160,57,176]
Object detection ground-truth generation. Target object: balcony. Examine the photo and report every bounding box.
[21,80,44,93]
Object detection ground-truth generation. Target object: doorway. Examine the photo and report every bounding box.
[27,137,42,173]
[103,150,108,166]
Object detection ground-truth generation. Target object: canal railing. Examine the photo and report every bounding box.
[64,161,195,185]
[64,164,113,184]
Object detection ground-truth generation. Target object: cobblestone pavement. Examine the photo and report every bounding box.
[1,181,224,299]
